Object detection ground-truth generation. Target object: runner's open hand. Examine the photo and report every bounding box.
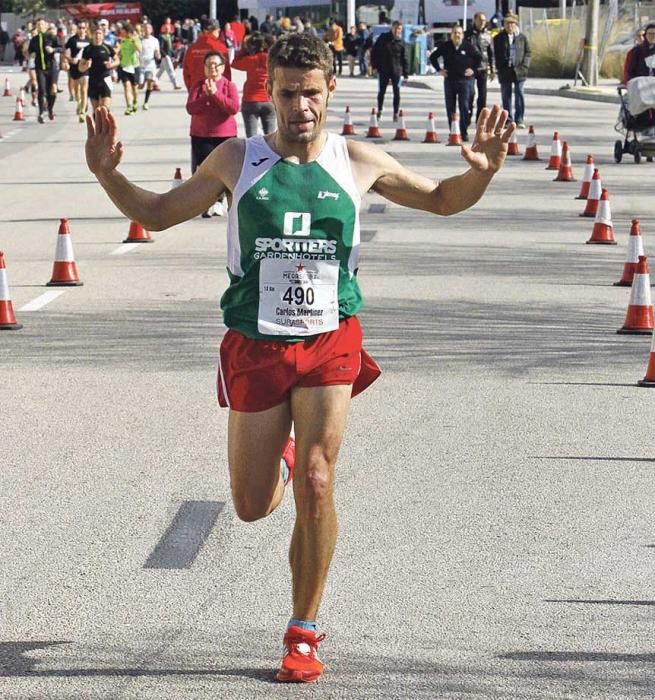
[461,106,515,174]
[85,107,124,176]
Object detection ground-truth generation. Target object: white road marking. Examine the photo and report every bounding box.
[19,290,67,311]
[110,243,140,256]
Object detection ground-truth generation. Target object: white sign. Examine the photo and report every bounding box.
[424,0,494,25]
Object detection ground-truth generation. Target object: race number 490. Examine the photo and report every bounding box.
[282,286,315,305]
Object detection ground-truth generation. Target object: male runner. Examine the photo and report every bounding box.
[28,18,62,123]
[85,33,514,683]
[80,24,118,112]
[138,23,160,110]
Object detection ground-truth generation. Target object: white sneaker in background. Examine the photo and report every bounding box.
[212,201,226,216]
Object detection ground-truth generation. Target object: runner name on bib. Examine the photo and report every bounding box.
[258,258,339,336]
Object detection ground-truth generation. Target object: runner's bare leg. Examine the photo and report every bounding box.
[228,402,292,521]
[289,385,351,620]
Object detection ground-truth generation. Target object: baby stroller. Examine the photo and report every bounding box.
[614,76,655,163]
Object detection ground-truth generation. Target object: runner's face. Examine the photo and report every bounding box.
[93,28,104,44]
[268,67,335,144]
[36,19,46,34]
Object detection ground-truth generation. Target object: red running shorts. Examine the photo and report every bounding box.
[217,316,381,413]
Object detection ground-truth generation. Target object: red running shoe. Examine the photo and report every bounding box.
[281,437,295,486]
[276,626,326,683]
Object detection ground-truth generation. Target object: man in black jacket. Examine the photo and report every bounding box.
[28,18,62,123]
[492,13,531,128]
[370,21,408,121]
[429,23,481,141]
[465,12,495,123]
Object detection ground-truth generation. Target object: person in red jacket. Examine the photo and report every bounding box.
[231,31,276,136]
[182,19,231,90]
[186,50,239,216]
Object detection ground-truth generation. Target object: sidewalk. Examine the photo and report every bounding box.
[408,73,621,104]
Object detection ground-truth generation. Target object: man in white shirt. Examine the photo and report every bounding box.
[139,23,160,110]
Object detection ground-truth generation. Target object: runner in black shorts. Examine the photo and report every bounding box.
[65,21,90,123]
[28,18,61,124]
[80,23,118,111]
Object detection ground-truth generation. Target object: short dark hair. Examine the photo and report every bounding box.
[268,32,333,83]
[204,50,225,65]
[245,31,274,55]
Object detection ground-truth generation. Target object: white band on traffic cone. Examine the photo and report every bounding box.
[0,268,9,300]
[55,233,75,262]
[629,273,653,307]
[628,232,644,264]
[594,198,612,227]
[588,177,602,201]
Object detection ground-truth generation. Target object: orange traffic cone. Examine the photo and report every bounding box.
[172,167,183,188]
[0,252,22,330]
[507,128,521,156]
[392,110,409,140]
[553,141,576,181]
[545,131,562,170]
[615,219,645,287]
[522,125,540,160]
[366,108,381,138]
[341,105,356,136]
[580,168,602,217]
[13,97,24,122]
[576,154,594,199]
[3,78,11,97]
[586,189,616,245]
[123,221,153,243]
[18,87,25,107]
[47,219,83,286]
[447,113,461,146]
[617,256,654,335]
[637,329,655,386]
[422,112,439,143]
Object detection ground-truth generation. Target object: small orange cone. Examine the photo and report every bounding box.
[522,125,540,160]
[47,219,83,286]
[13,97,24,122]
[392,110,409,141]
[576,154,594,199]
[545,131,562,170]
[422,112,439,143]
[618,256,654,335]
[553,141,576,181]
[3,78,11,97]
[341,105,356,136]
[586,189,616,245]
[123,221,153,243]
[507,128,521,156]
[614,219,645,287]
[19,87,25,107]
[172,167,183,188]
[0,252,22,330]
[580,168,602,217]
[447,113,461,146]
[637,329,655,386]
[366,108,381,138]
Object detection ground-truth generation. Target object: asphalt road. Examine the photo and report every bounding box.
[1,66,654,699]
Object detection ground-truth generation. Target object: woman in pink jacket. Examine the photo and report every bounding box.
[186,51,239,216]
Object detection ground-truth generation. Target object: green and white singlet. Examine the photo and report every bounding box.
[220,133,363,341]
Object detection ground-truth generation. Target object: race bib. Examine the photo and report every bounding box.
[104,75,113,91]
[258,258,339,336]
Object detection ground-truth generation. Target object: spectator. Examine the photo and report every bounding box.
[493,13,530,128]
[465,12,495,122]
[185,50,239,216]
[304,20,318,38]
[0,26,10,62]
[231,31,276,137]
[371,20,408,120]
[183,19,231,90]
[220,21,237,63]
[344,25,361,76]
[157,22,181,89]
[624,24,655,81]
[260,15,274,35]
[326,19,344,75]
[429,23,480,142]
[357,22,369,76]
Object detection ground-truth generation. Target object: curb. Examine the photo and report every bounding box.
[411,78,620,105]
